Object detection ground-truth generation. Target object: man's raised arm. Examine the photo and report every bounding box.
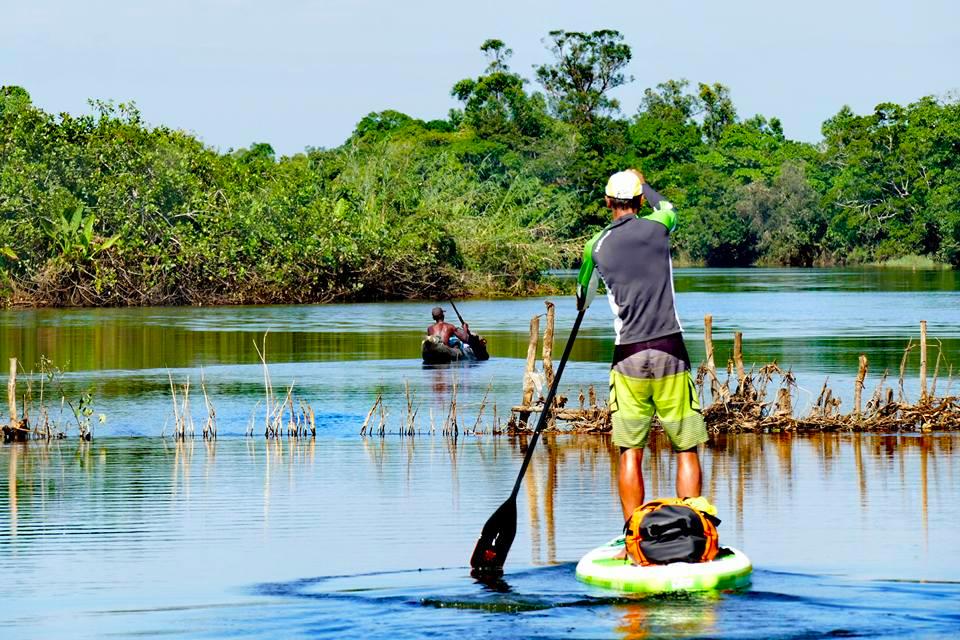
[641,183,677,233]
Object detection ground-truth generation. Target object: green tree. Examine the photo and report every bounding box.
[736,162,827,265]
[451,39,549,141]
[699,82,737,144]
[821,96,960,264]
[534,30,633,126]
[629,79,704,171]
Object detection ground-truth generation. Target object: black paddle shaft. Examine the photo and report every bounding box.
[448,300,467,328]
[508,308,585,499]
[470,307,585,573]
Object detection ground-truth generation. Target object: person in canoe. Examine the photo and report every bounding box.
[422,306,475,362]
[576,169,710,529]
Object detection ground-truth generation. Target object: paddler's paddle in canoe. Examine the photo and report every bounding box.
[447,299,492,361]
[448,299,468,331]
[469,306,586,575]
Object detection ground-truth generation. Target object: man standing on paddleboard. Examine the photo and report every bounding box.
[576,169,708,523]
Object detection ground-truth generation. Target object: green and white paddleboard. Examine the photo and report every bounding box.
[575,537,752,593]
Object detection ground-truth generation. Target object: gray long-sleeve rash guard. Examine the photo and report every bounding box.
[576,184,682,345]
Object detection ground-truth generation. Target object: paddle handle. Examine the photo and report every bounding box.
[449,299,467,328]
[509,307,585,499]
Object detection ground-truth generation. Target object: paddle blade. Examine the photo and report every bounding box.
[469,497,517,575]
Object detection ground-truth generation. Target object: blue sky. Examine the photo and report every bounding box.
[3,0,958,155]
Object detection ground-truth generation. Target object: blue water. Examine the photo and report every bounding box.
[1,433,958,638]
[1,267,957,438]
[1,268,959,638]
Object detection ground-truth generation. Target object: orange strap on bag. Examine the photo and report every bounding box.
[624,498,719,566]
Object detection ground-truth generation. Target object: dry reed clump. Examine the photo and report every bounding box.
[165,370,222,440]
[249,333,316,439]
[3,356,96,443]
[359,380,504,438]
[164,333,317,441]
[692,320,958,434]
[504,311,958,436]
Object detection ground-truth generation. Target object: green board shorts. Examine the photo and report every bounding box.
[609,333,707,451]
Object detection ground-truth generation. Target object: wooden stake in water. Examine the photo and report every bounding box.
[542,302,555,389]
[519,314,540,428]
[733,332,746,386]
[919,320,928,403]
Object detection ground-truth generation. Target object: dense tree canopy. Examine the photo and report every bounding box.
[1,31,957,306]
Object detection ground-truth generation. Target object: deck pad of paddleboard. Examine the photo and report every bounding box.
[575,537,752,593]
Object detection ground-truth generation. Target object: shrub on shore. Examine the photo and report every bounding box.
[2,34,958,306]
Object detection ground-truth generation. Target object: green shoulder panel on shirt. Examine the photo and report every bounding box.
[576,229,605,310]
[577,229,604,289]
[643,200,677,233]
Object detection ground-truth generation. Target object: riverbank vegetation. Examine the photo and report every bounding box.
[2,30,958,306]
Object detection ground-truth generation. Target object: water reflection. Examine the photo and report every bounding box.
[1,432,958,638]
[495,431,953,574]
[6,443,15,538]
[614,597,719,640]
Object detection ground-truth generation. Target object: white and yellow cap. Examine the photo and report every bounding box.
[605,170,644,199]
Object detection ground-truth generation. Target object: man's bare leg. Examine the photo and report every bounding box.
[618,447,645,521]
[676,448,702,498]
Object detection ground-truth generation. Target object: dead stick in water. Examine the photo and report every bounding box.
[733,332,746,387]
[775,386,792,416]
[812,378,829,417]
[704,315,721,403]
[378,397,387,437]
[246,400,261,437]
[472,384,492,434]
[286,385,297,436]
[919,320,928,403]
[404,380,414,432]
[273,382,293,436]
[898,340,913,405]
[447,377,459,435]
[179,377,193,438]
[931,340,943,398]
[168,370,181,438]
[200,369,217,439]
[854,354,868,420]
[867,369,889,414]
[306,403,316,436]
[360,393,381,436]
[253,334,273,436]
[519,314,541,427]
[542,302,555,390]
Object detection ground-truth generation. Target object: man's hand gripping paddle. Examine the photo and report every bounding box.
[469,275,596,576]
